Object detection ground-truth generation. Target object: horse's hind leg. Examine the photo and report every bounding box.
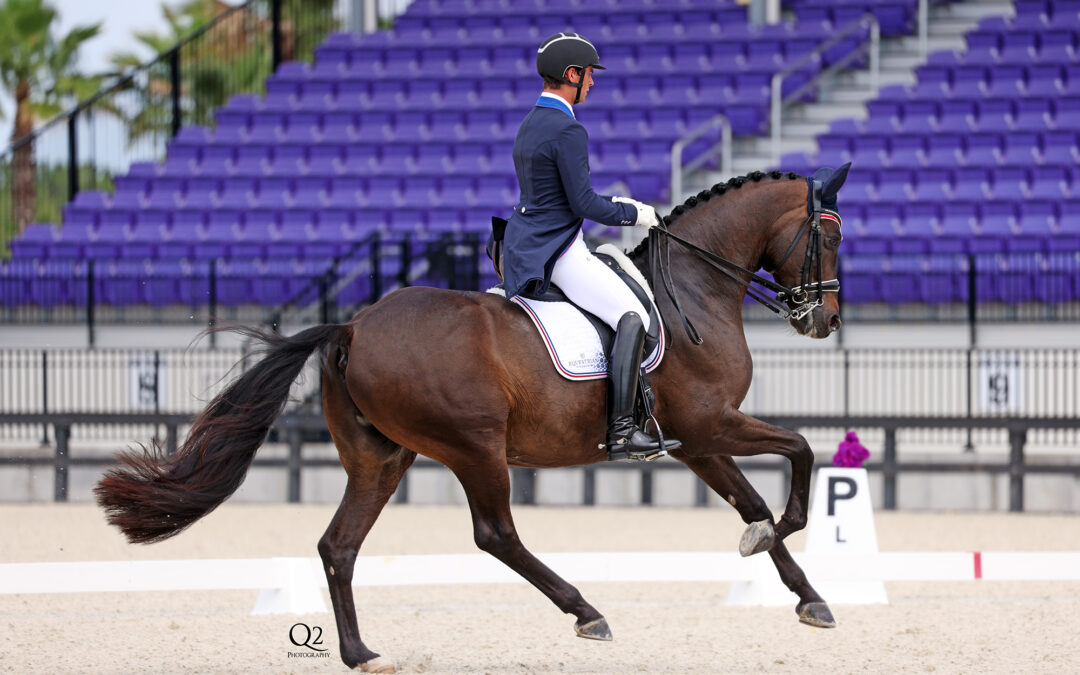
[677,454,835,629]
[318,354,416,672]
[449,453,611,640]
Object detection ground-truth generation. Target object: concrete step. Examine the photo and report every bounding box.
[786,101,869,122]
[834,70,916,90]
[888,34,969,54]
[936,1,1014,21]
[819,86,880,104]
[777,120,831,138]
[879,53,925,71]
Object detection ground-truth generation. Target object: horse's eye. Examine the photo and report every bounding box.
[825,237,842,250]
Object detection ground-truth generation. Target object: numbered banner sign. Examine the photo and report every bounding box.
[978,353,1023,414]
[129,355,164,410]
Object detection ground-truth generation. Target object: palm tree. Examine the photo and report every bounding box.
[0,0,103,233]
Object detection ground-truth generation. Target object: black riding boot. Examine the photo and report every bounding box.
[606,312,679,461]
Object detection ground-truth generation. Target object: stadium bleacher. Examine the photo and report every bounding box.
[5,0,1078,311]
[781,0,1080,306]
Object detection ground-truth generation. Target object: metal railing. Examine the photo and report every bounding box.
[1,412,1077,511]
[0,232,489,345]
[2,346,1077,508]
[0,0,342,255]
[5,248,1077,340]
[770,14,881,162]
[669,113,732,207]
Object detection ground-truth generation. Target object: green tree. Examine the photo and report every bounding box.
[0,0,103,233]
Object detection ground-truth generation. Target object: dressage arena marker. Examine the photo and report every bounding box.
[3,551,1080,615]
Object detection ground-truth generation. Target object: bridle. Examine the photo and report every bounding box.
[648,180,841,345]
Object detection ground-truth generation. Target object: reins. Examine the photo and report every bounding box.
[646,180,841,346]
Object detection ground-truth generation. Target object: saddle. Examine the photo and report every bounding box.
[486,217,664,436]
[486,217,662,359]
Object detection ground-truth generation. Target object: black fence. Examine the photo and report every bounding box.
[1,346,1078,511]
[0,0,341,254]
[2,243,1079,341]
[1,412,1077,512]
[0,232,487,345]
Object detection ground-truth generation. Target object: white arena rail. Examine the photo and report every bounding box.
[3,552,1080,615]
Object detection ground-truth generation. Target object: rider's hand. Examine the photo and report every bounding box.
[612,196,660,229]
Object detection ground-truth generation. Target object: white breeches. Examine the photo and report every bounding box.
[549,231,650,332]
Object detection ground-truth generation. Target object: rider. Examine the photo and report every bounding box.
[501,32,680,460]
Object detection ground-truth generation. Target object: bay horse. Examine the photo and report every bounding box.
[96,168,849,673]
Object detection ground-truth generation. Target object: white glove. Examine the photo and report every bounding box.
[612,196,660,229]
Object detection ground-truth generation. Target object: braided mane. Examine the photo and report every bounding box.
[626,169,801,261]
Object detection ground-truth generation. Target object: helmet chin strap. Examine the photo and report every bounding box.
[567,66,584,105]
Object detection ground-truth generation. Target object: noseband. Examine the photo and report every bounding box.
[649,179,841,345]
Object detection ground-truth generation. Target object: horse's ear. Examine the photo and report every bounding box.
[822,162,851,200]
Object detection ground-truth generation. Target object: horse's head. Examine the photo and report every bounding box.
[765,163,850,339]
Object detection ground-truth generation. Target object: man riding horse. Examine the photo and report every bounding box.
[502,32,679,460]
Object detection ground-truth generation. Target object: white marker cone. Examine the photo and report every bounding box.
[803,467,888,605]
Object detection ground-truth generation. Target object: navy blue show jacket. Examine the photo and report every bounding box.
[501,96,639,300]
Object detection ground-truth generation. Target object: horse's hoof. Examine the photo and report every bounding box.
[357,656,396,673]
[574,617,613,641]
[797,602,836,629]
[738,520,775,557]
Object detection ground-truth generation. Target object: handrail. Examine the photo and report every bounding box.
[918,0,929,57]
[770,14,880,162]
[669,113,732,207]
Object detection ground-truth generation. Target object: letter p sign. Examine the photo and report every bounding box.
[827,476,857,516]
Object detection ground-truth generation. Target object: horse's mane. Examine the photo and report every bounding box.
[627,169,802,262]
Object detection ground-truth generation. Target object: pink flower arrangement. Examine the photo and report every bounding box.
[832,431,869,468]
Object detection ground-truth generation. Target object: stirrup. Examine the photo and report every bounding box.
[607,444,668,462]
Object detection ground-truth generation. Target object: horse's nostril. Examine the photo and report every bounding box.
[828,314,843,332]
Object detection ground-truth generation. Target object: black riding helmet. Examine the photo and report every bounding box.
[536,32,605,105]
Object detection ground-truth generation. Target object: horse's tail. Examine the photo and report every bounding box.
[94,323,350,544]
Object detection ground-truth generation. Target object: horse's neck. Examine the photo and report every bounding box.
[662,185,789,315]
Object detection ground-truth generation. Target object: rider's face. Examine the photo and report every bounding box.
[569,66,594,101]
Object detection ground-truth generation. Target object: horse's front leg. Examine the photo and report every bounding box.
[679,408,814,542]
[674,453,835,628]
[449,453,611,641]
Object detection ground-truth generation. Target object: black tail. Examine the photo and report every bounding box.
[94,324,348,544]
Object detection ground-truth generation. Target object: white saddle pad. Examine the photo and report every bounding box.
[509,295,664,381]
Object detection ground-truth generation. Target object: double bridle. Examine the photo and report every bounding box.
[648,180,841,345]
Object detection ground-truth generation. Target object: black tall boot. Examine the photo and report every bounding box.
[606,312,680,461]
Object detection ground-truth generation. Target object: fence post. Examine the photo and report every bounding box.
[40,351,49,445]
[883,426,897,509]
[399,234,411,288]
[67,112,79,201]
[165,423,178,457]
[694,477,708,507]
[370,236,382,302]
[394,471,409,503]
[86,260,96,348]
[287,427,303,503]
[271,0,284,71]
[169,49,182,138]
[208,261,218,349]
[510,468,536,504]
[54,424,71,502]
[967,253,977,347]
[1008,427,1026,512]
[640,466,653,505]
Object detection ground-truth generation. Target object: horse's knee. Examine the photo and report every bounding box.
[318,536,358,581]
[473,523,520,556]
